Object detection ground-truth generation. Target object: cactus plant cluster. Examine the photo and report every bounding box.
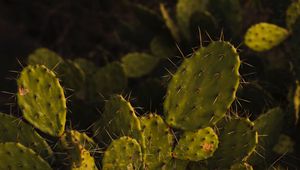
[1,0,300,169]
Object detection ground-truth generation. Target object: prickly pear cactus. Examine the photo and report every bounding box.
[173,127,219,161]
[17,65,66,136]
[150,36,177,59]
[273,134,295,154]
[286,0,300,30]
[0,112,53,160]
[230,162,253,170]
[27,48,63,70]
[90,62,127,99]
[159,3,180,42]
[59,130,98,170]
[244,23,289,52]
[121,52,159,78]
[140,113,173,169]
[0,142,52,170]
[164,41,240,130]
[249,107,284,165]
[102,136,143,170]
[208,118,258,169]
[93,95,143,146]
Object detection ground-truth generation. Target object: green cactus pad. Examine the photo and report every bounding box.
[17,65,66,136]
[73,58,97,76]
[230,162,253,170]
[249,107,284,165]
[159,3,180,42]
[0,113,53,160]
[27,48,63,70]
[141,114,174,169]
[90,62,127,99]
[164,41,240,130]
[209,118,258,169]
[150,36,177,59]
[121,52,159,78]
[102,136,143,170]
[60,130,99,154]
[244,22,289,52]
[93,95,143,145]
[70,146,98,170]
[59,60,85,92]
[286,0,300,30]
[173,127,219,161]
[176,0,209,40]
[0,142,52,170]
[162,159,188,170]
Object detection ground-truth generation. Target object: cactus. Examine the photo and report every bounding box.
[208,118,258,169]
[140,113,173,169]
[248,107,284,166]
[164,41,240,130]
[0,112,53,160]
[286,0,300,30]
[244,23,289,52]
[102,136,143,170]
[27,48,63,70]
[230,162,253,170]
[150,36,177,59]
[17,65,66,137]
[173,127,219,161]
[159,3,180,42]
[292,81,300,124]
[162,159,189,170]
[0,142,52,170]
[90,62,127,99]
[121,52,159,78]
[73,58,97,76]
[59,130,98,170]
[93,95,143,146]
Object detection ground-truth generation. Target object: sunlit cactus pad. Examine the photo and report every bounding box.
[164,41,240,130]
[17,65,66,136]
[173,127,219,161]
[244,22,289,52]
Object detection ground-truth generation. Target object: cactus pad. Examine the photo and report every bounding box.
[162,159,188,170]
[102,136,143,170]
[17,65,66,136]
[90,62,127,98]
[141,113,173,169]
[273,134,295,154]
[93,95,143,145]
[244,23,289,52]
[173,127,219,161]
[164,41,240,130]
[286,0,300,30]
[27,48,63,70]
[0,142,52,170]
[209,118,258,169]
[121,52,159,78]
[0,112,53,160]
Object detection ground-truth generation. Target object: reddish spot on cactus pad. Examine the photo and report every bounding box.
[202,142,214,152]
[18,87,29,96]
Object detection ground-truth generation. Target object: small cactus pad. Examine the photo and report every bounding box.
[70,145,98,170]
[249,107,284,165]
[141,114,174,169]
[176,0,209,40]
[0,142,52,170]
[121,52,159,78]
[244,22,289,52]
[164,41,240,130]
[286,0,300,30]
[209,118,258,169]
[173,127,219,161]
[0,112,53,160]
[17,65,66,136]
[90,62,127,98]
[60,130,99,154]
[150,36,177,59]
[102,136,143,170]
[27,48,63,70]
[162,159,188,170]
[230,163,253,170]
[93,95,143,145]
[73,58,97,75]
[273,134,295,154]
